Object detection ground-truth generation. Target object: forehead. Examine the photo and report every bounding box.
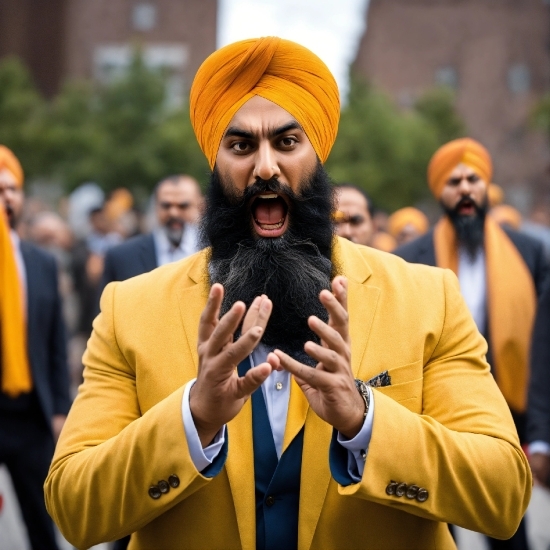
[0,168,19,187]
[226,95,300,134]
[157,180,198,201]
[448,163,480,179]
[336,188,369,213]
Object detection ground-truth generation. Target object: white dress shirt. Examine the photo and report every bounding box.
[154,224,198,267]
[182,343,375,482]
[458,247,487,333]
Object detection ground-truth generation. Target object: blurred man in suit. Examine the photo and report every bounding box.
[0,145,71,550]
[395,137,548,550]
[333,184,375,247]
[100,175,203,292]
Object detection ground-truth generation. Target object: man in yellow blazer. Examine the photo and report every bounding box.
[45,37,531,550]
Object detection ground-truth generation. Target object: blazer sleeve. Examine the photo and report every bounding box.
[336,269,531,540]
[47,255,72,416]
[44,282,217,549]
[527,285,550,445]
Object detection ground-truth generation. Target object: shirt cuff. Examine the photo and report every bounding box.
[529,441,550,456]
[336,387,375,482]
[182,379,226,473]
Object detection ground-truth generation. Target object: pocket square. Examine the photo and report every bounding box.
[366,371,391,388]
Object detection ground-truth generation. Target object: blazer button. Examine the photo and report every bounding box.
[395,482,408,497]
[158,480,170,494]
[385,481,398,496]
[148,485,161,500]
[416,488,429,502]
[168,474,180,488]
[265,495,275,507]
[406,485,419,499]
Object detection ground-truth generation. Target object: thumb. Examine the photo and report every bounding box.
[235,364,272,399]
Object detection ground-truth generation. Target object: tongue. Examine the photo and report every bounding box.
[254,200,285,224]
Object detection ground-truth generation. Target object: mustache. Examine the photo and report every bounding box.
[225,177,298,206]
[452,196,484,215]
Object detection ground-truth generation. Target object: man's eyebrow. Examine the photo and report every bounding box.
[224,127,255,139]
[268,121,302,138]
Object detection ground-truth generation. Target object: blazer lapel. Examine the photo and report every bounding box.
[298,238,380,549]
[177,251,256,550]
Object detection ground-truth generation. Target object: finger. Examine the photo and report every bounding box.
[307,316,348,358]
[303,340,345,372]
[235,363,273,398]
[274,349,332,390]
[207,300,247,356]
[216,325,264,370]
[331,276,348,310]
[241,296,262,334]
[198,284,224,344]
[266,351,283,372]
[242,295,272,335]
[319,286,349,343]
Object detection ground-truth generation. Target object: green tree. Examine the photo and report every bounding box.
[326,77,466,212]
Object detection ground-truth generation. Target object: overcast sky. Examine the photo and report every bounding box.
[217,0,370,99]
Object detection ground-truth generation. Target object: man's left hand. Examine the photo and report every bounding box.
[271,276,366,439]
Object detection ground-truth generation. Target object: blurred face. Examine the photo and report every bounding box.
[215,95,318,238]
[334,187,374,246]
[0,168,24,229]
[439,163,487,215]
[155,179,202,246]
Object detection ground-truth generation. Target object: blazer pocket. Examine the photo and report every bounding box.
[374,360,423,404]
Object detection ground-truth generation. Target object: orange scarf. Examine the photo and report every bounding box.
[0,209,31,397]
[434,216,535,412]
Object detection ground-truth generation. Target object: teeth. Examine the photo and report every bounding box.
[257,220,284,230]
[258,193,278,199]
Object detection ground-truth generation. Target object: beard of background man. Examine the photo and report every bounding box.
[442,195,488,261]
[201,161,336,366]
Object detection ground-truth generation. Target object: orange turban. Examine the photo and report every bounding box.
[427,138,492,198]
[388,207,429,239]
[0,145,24,187]
[190,37,340,169]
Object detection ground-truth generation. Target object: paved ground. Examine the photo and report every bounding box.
[1,464,549,549]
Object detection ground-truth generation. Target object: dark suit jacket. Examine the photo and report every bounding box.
[0,242,71,429]
[527,284,550,445]
[100,233,158,293]
[394,226,549,297]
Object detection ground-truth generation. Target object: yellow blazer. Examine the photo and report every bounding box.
[45,237,531,550]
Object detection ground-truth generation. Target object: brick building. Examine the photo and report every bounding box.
[0,0,217,105]
[354,0,550,207]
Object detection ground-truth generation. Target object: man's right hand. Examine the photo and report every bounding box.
[190,284,274,447]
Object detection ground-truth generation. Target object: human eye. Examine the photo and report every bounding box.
[231,141,252,154]
[279,136,298,149]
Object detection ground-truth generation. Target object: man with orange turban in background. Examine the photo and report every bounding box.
[388,206,430,247]
[0,145,70,550]
[395,137,548,550]
[46,40,531,550]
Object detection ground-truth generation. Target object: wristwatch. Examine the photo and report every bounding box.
[354,378,370,418]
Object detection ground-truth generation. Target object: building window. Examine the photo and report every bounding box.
[508,64,531,94]
[132,3,157,31]
[435,66,458,89]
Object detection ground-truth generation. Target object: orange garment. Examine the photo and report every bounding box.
[370,232,397,253]
[490,204,522,230]
[0,208,31,397]
[433,216,535,412]
[428,138,492,198]
[488,183,504,207]
[388,207,429,239]
[0,145,24,188]
[190,37,340,169]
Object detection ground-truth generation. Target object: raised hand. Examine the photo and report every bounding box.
[272,276,366,439]
[190,284,274,447]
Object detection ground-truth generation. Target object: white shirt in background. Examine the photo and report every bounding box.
[154,224,198,267]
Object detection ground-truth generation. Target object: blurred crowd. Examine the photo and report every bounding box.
[15,176,550,401]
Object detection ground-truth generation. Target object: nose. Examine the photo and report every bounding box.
[253,142,280,181]
[458,177,472,195]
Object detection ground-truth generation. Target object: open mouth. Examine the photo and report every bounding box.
[250,193,289,237]
[457,198,476,216]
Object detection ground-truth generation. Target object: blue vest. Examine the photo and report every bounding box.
[238,359,304,550]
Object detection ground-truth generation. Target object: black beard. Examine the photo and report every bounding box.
[443,196,488,261]
[200,162,336,365]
